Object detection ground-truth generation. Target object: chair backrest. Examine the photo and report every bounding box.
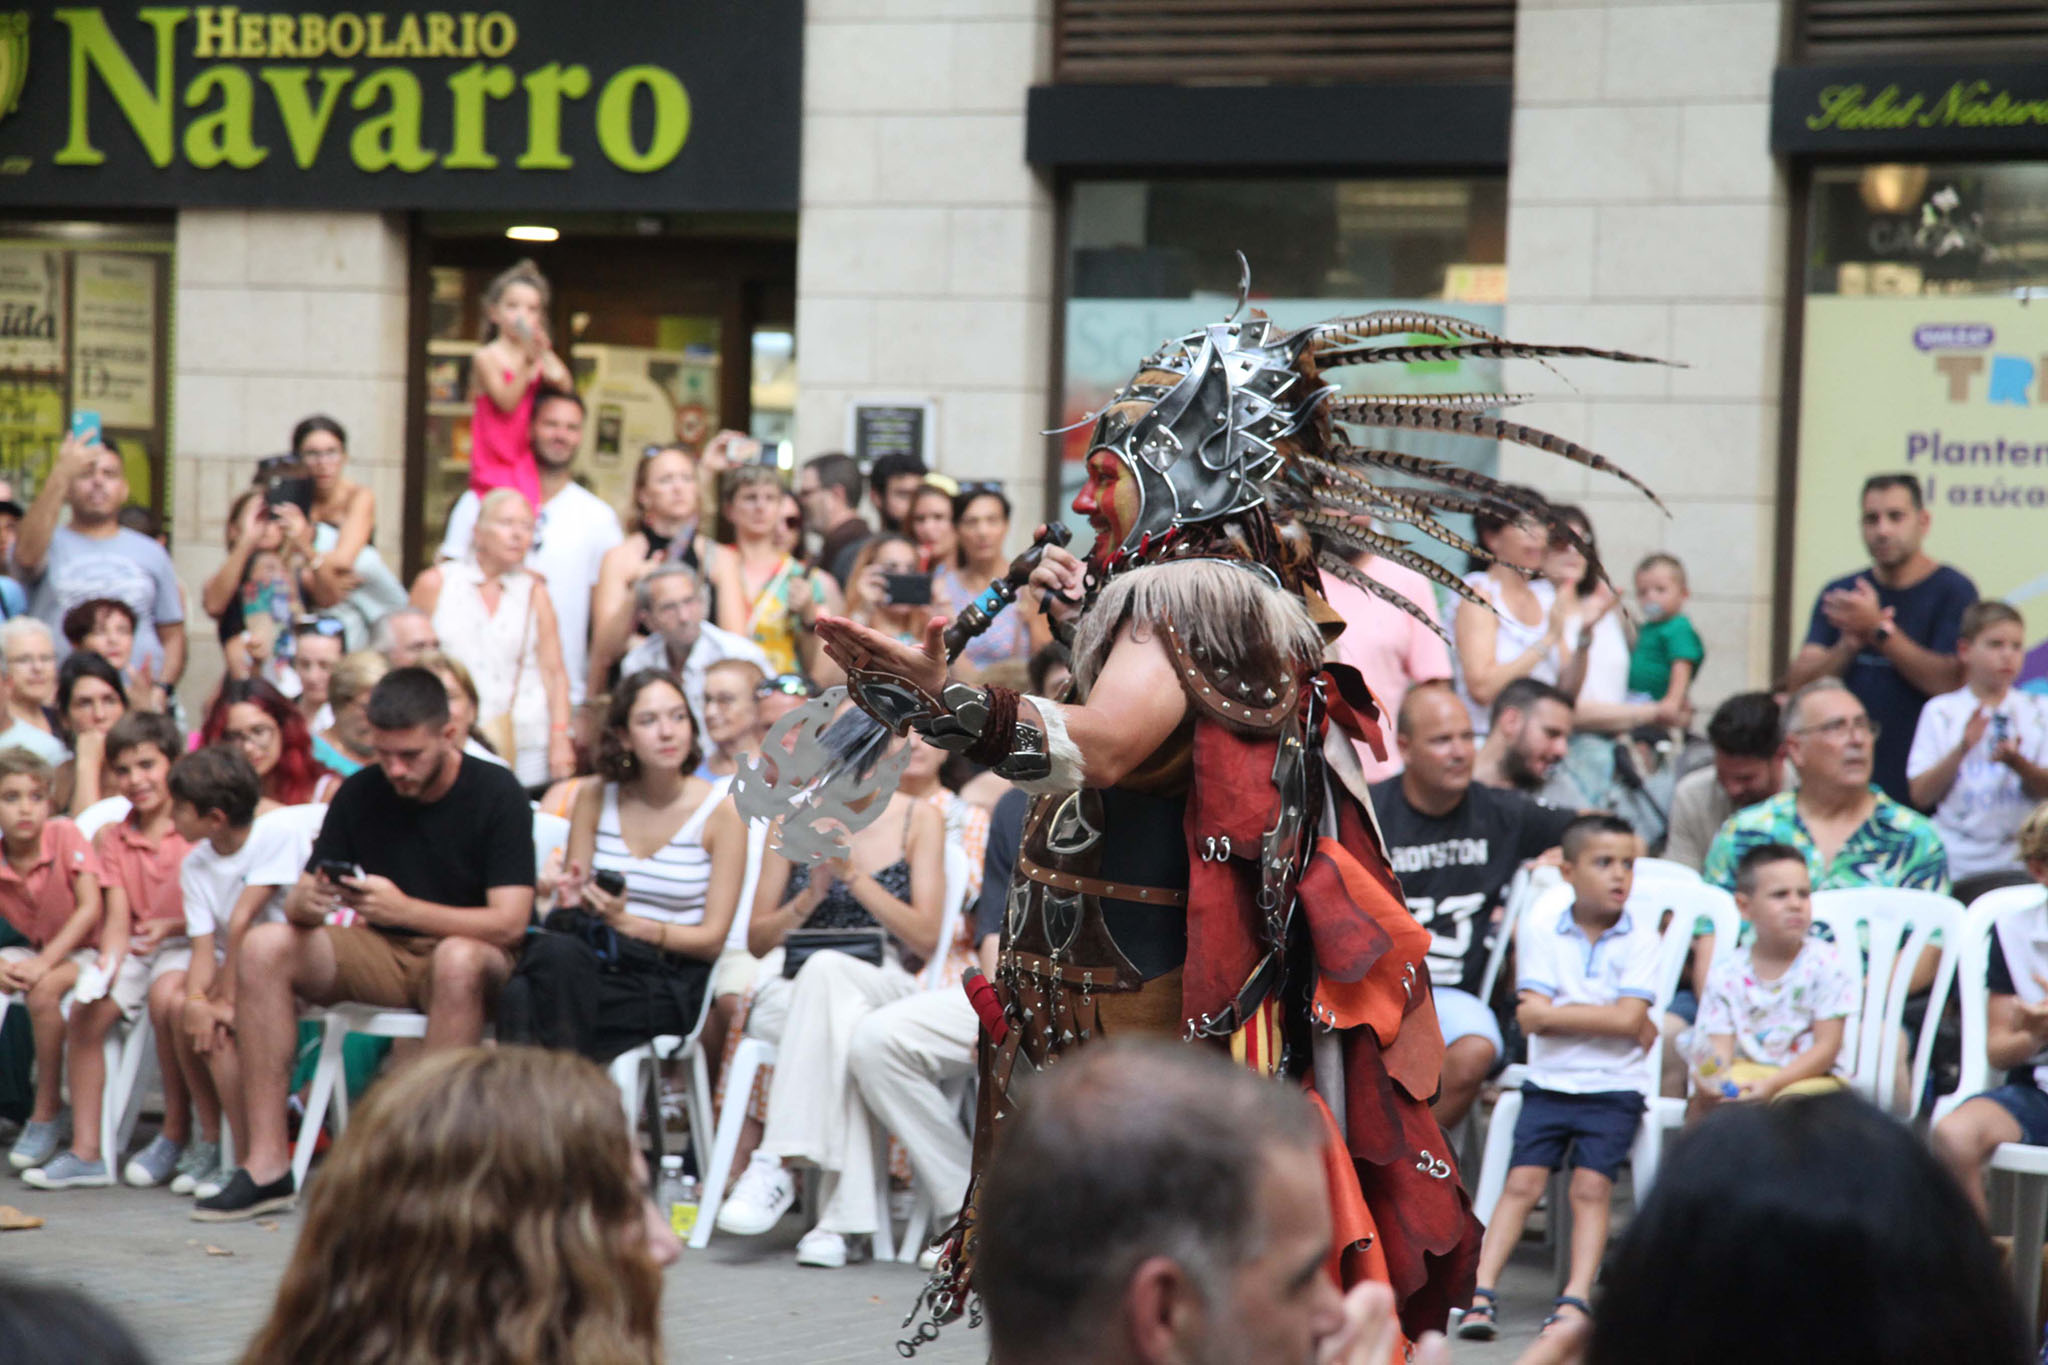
[1811,885,1964,1114]
[1933,885,2046,1123]
[921,841,973,992]
[1631,856,1703,890]
[1478,862,1561,1008]
[73,795,130,841]
[729,818,770,955]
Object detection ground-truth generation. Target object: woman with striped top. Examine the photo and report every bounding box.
[496,669,746,1062]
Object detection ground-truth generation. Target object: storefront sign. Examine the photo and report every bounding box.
[849,400,933,470]
[1774,63,2048,155]
[71,253,156,428]
[1794,295,2048,678]
[0,3,800,210]
[0,248,64,371]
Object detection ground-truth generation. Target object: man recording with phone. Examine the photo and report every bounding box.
[202,667,534,1218]
[17,424,186,690]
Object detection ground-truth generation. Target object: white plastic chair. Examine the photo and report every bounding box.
[1809,886,1962,1113]
[0,986,158,1173]
[1930,888,2048,1329]
[694,841,972,1256]
[1470,878,1739,1226]
[289,809,561,1187]
[73,796,130,841]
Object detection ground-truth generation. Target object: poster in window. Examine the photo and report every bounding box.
[0,249,64,373]
[71,254,158,430]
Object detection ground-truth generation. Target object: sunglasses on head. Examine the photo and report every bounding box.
[295,617,346,639]
[755,673,814,700]
[957,480,1004,496]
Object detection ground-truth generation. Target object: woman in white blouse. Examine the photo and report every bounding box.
[409,488,573,785]
[1453,486,1565,736]
[499,669,746,1061]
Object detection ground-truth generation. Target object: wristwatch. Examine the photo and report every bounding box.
[1872,620,1895,645]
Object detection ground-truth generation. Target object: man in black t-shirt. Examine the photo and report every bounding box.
[201,668,536,1219]
[1370,682,1575,1127]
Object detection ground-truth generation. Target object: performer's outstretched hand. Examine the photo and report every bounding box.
[814,612,948,698]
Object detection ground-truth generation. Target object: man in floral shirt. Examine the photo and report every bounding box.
[1705,679,1949,896]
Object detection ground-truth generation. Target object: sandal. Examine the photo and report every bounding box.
[1455,1288,1499,1341]
[1543,1295,1593,1330]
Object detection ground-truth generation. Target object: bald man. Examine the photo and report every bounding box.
[1368,681,1576,1126]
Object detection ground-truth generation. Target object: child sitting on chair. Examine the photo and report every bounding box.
[24,714,197,1190]
[1933,803,2048,1220]
[1459,814,1662,1342]
[1688,843,1856,1123]
[0,747,105,1173]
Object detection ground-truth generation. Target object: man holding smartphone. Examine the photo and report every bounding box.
[15,425,185,688]
[201,667,535,1218]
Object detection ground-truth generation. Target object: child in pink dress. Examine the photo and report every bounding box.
[467,258,572,511]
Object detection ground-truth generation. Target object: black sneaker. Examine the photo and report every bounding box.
[190,1167,296,1222]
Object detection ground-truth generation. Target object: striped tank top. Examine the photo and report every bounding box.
[590,778,723,927]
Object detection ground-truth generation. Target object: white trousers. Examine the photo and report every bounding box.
[849,989,978,1227]
[747,947,917,1235]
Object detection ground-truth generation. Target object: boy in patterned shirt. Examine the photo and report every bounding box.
[1690,843,1856,1120]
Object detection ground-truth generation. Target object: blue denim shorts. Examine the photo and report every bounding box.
[1978,1083,2048,1145]
[1509,1084,1646,1180]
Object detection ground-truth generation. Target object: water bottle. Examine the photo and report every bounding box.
[1677,1028,1739,1098]
[658,1154,699,1239]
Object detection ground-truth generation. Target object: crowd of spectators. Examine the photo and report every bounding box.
[0,373,2044,1361]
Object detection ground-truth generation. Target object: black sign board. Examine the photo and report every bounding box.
[1773,62,2048,157]
[0,3,800,211]
[850,402,930,469]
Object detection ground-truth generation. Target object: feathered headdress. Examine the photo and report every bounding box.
[1078,257,1671,633]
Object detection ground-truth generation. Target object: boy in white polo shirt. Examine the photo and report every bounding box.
[1459,814,1660,1342]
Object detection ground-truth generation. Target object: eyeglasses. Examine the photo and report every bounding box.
[224,722,280,748]
[755,673,814,700]
[1797,716,1880,742]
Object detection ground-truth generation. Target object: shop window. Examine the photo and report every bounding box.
[0,220,173,525]
[1058,176,1507,561]
[1792,161,2048,680]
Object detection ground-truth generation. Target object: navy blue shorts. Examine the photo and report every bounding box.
[1508,1084,1646,1181]
[1978,1083,2048,1145]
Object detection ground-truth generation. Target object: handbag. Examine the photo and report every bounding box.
[479,573,535,763]
[781,927,888,979]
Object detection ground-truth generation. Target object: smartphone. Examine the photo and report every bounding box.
[1993,713,2012,744]
[592,868,627,897]
[263,473,316,516]
[883,572,933,607]
[70,411,101,445]
[314,858,361,883]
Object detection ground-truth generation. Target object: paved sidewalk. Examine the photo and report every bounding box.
[0,1169,1557,1363]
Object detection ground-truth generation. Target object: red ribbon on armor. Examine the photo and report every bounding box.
[962,965,1009,1045]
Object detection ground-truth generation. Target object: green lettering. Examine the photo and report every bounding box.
[444,62,514,169]
[297,14,326,59]
[516,63,590,169]
[193,6,235,58]
[349,67,436,172]
[366,14,394,58]
[595,66,690,173]
[260,66,353,168]
[391,13,423,58]
[54,7,186,167]
[425,12,457,58]
[266,14,297,57]
[182,65,267,168]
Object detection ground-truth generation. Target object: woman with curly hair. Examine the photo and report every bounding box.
[199,678,338,811]
[498,669,745,1062]
[240,1045,678,1365]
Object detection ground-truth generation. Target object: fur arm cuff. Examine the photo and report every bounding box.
[1009,698,1085,795]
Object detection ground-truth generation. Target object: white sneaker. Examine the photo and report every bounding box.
[795,1227,860,1269]
[713,1154,796,1236]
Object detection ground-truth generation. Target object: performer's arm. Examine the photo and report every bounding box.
[812,613,1189,792]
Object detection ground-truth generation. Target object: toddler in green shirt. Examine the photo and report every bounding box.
[1627,553,1705,714]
